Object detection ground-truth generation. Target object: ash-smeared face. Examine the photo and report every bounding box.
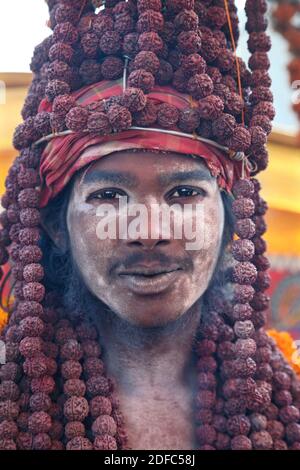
[66,149,225,327]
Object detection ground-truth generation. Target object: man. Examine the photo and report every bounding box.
[40,149,229,450]
[0,0,300,450]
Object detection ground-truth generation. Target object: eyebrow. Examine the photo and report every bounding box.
[158,169,214,185]
[82,170,138,188]
[82,168,214,188]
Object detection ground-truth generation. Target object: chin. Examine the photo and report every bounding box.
[114,302,188,329]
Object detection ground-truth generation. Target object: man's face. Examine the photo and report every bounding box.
[66,150,225,327]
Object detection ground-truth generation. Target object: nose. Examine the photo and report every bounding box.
[126,237,171,250]
[124,199,172,250]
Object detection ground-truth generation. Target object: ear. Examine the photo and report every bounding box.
[40,208,68,255]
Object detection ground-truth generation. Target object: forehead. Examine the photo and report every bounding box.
[76,149,215,186]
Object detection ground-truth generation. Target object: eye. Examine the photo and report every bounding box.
[167,186,207,199]
[87,188,127,201]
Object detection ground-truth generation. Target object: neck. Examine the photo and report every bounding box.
[92,300,202,395]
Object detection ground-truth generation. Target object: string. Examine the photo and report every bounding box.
[223,0,245,125]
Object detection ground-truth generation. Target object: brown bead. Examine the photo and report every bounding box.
[227,414,251,436]
[23,282,45,302]
[83,357,104,378]
[0,381,20,401]
[29,392,52,412]
[133,99,158,126]
[92,414,117,436]
[122,87,147,112]
[195,390,216,409]
[53,22,78,44]
[64,379,86,397]
[174,9,198,30]
[0,438,17,450]
[235,338,256,359]
[198,95,224,120]
[234,218,256,239]
[234,320,255,339]
[232,262,257,285]
[0,362,21,382]
[55,326,76,345]
[87,112,112,135]
[16,432,33,450]
[45,80,71,102]
[86,376,111,397]
[53,94,76,116]
[133,51,160,74]
[107,105,132,132]
[157,103,179,128]
[137,10,164,33]
[64,396,89,422]
[49,42,74,63]
[250,430,273,450]
[19,245,43,264]
[81,32,99,58]
[66,107,89,132]
[231,435,252,450]
[0,420,18,439]
[99,30,121,55]
[31,376,56,395]
[279,405,300,425]
[28,411,52,435]
[178,31,201,54]
[19,228,40,246]
[128,69,155,93]
[249,413,267,432]
[138,31,163,54]
[197,356,217,373]
[90,396,113,418]
[61,339,83,361]
[196,424,216,445]
[233,284,255,303]
[23,355,48,378]
[66,436,93,450]
[81,340,101,358]
[232,239,255,262]
[187,73,213,99]
[65,421,85,440]
[61,360,83,380]
[94,434,118,450]
[92,13,114,36]
[18,189,40,209]
[19,317,45,338]
[19,336,43,358]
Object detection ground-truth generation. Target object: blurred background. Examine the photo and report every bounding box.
[0,0,300,336]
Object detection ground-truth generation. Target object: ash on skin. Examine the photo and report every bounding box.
[42,149,232,449]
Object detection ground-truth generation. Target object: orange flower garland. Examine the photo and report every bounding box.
[268,328,300,377]
[0,310,7,334]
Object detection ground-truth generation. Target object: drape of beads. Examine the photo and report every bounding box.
[2,0,300,451]
[12,0,274,175]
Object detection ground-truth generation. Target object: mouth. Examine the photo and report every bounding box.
[116,265,183,295]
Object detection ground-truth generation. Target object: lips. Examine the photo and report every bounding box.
[116,264,183,295]
[117,264,181,277]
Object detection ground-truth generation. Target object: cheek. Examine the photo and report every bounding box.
[67,201,117,290]
[180,200,224,299]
